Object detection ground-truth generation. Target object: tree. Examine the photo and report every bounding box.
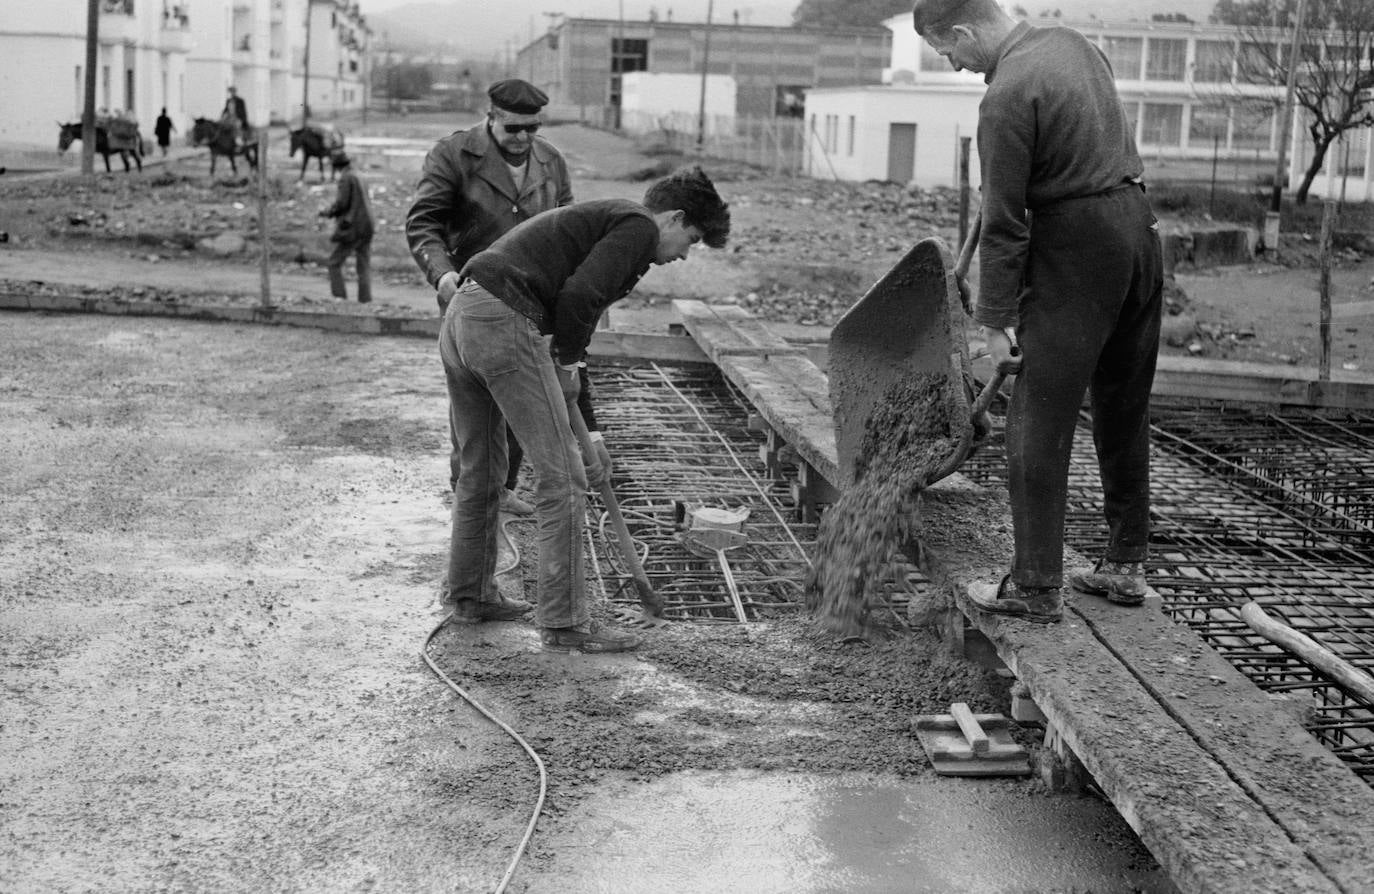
[1212,0,1374,203]
[791,0,911,28]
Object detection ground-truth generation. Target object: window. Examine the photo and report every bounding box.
[1141,103,1182,146]
[1101,36,1142,79]
[1188,104,1228,148]
[74,66,82,116]
[1193,40,1233,83]
[612,37,648,73]
[1232,105,1276,150]
[1145,38,1186,81]
[847,115,855,156]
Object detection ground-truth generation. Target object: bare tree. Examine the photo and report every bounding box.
[1213,0,1374,203]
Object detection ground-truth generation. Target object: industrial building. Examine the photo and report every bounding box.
[0,0,368,157]
[514,15,890,127]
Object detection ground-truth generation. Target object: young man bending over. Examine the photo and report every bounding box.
[440,167,731,653]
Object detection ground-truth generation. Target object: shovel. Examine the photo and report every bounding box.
[567,404,666,622]
[829,211,1013,489]
[678,505,751,623]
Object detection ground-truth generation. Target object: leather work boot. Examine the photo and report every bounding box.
[499,489,535,517]
[448,596,533,624]
[968,577,1064,624]
[540,619,642,653]
[1070,560,1146,606]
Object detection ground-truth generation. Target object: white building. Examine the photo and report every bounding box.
[805,13,1373,201]
[619,72,737,138]
[0,0,368,155]
[0,0,194,152]
[183,0,369,129]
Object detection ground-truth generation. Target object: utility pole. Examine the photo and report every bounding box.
[81,0,98,176]
[697,0,714,153]
[1270,0,1308,212]
[615,0,624,129]
[301,0,313,127]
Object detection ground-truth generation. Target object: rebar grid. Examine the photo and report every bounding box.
[962,398,1374,783]
[587,362,820,622]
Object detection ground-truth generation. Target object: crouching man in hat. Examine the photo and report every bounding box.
[408,79,593,518]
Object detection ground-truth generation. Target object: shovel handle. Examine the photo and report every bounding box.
[955,210,982,280]
[567,406,664,617]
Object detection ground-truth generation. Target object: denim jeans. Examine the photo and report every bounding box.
[1005,185,1162,589]
[439,279,588,628]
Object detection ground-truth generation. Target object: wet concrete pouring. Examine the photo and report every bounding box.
[1,314,1174,892]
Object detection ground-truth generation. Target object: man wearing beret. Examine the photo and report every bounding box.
[911,0,1163,623]
[406,78,591,519]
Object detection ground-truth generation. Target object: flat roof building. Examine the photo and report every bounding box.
[514,16,891,126]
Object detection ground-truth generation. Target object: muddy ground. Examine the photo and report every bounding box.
[0,313,1174,893]
[3,116,1372,368]
[1,116,1362,893]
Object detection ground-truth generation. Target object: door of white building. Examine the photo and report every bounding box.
[888,123,916,184]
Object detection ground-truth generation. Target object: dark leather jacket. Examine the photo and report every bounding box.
[405,123,573,290]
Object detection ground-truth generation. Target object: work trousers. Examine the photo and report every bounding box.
[439,280,589,628]
[1005,184,1163,589]
[328,238,372,303]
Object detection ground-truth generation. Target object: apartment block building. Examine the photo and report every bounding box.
[804,14,1373,200]
[0,0,368,154]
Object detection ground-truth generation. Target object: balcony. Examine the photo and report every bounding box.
[99,0,139,44]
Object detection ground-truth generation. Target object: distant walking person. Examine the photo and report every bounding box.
[154,108,175,157]
[319,153,374,304]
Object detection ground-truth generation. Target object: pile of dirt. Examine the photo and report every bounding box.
[806,373,960,639]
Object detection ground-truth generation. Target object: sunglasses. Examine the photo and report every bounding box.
[501,122,541,134]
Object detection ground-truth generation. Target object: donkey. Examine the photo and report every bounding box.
[190,118,259,177]
[57,121,143,173]
[289,125,345,181]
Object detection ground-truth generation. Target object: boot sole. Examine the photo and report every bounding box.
[1071,579,1145,606]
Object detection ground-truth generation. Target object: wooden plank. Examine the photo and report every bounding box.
[918,476,1356,894]
[673,298,804,358]
[1074,596,1374,894]
[587,330,711,364]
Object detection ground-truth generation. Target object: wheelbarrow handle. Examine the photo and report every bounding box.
[567,405,665,618]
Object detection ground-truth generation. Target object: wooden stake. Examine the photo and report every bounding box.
[257,130,272,309]
[1318,199,1335,381]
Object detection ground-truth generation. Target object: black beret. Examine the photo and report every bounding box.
[487,79,549,114]
[911,0,973,34]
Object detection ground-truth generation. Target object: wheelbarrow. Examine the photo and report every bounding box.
[828,213,1011,489]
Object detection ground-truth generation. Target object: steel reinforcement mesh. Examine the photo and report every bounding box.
[586,361,818,623]
[961,398,1374,784]
[586,360,924,627]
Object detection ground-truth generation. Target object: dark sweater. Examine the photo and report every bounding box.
[459,199,658,365]
[976,22,1144,328]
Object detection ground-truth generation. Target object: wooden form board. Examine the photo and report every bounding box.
[2,292,714,365]
[677,298,1374,894]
